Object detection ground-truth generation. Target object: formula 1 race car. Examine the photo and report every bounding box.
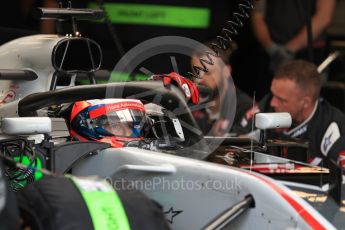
[0,6,343,230]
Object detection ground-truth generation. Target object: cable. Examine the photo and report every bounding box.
[188,0,255,80]
[0,138,38,191]
[250,91,256,172]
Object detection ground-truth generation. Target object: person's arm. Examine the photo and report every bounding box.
[326,135,345,173]
[319,114,345,171]
[285,0,335,53]
[40,0,59,34]
[251,0,274,50]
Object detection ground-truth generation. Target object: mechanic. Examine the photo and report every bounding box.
[190,41,253,136]
[69,99,152,148]
[251,0,335,96]
[238,60,345,169]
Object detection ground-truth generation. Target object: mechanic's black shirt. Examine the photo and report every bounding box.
[194,82,251,136]
[304,98,345,164]
[263,0,317,44]
[238,95,345,165]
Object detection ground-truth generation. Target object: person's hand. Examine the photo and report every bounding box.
[240,104,260,128]
[212,118,230,136]
[150,72,199,104]
[266,43,294,72]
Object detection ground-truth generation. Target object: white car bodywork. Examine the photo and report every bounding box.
[0,34,336,229]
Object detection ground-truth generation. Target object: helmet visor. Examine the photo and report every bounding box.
[92,108,147,138]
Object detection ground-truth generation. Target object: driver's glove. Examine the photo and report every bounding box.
[150,72,199,105]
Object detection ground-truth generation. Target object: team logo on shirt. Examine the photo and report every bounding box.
[289,125,308,138]
[321,122,340,156]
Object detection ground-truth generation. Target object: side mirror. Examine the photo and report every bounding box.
[254,112,292,130]
[1,117,52,135]
[254,112,292,149]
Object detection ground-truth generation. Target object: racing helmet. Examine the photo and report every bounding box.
[69,99,151,147]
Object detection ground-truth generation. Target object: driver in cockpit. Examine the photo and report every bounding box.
[69,99,152,148]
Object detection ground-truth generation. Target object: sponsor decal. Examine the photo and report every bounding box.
[290,125,307,138]
[164,207,183,224]
[0,90,16,105]
[0,84,19,104]
[89,101,144,119]
[181,84,191,98]
[321,122,340,156]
